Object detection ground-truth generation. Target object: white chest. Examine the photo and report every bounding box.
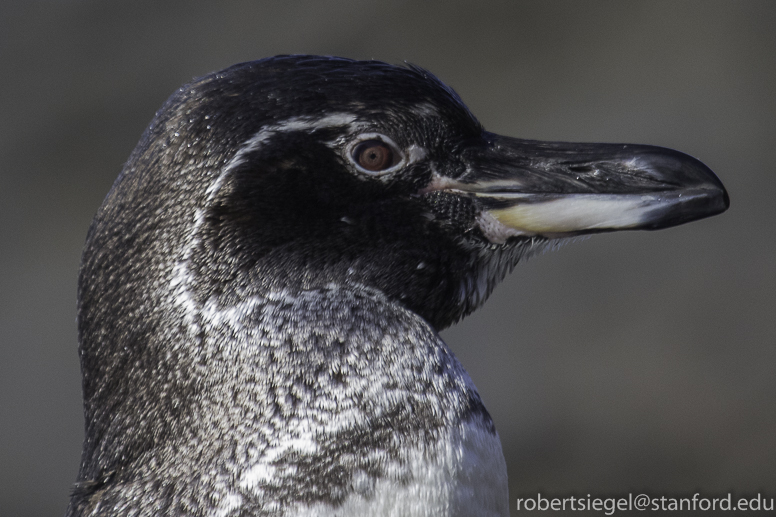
[223,420,509,517]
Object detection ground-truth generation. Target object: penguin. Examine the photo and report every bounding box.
[67,55,728,517]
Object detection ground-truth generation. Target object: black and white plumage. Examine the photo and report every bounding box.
[67,55,728,517]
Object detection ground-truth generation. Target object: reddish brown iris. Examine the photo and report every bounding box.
[353,140,396,172]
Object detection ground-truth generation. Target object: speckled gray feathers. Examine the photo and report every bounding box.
[71,283,497,516]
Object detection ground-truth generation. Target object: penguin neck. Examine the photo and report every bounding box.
[72,281,503,516]
[79,278,491,475]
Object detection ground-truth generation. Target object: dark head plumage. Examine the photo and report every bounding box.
[69,55,727,517]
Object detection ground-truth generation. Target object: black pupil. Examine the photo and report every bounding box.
[355,141,393,171]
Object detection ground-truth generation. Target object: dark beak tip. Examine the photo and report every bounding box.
[673,185,730,228]
[698,160,729,210]
[700,168,729,214]
[674,150,729,215]
[721,186,731,210]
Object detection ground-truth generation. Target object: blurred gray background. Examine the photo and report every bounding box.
[1,1,774,516]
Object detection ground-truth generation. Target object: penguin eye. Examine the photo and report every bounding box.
[354,140,395,171]
[347,134,405,176]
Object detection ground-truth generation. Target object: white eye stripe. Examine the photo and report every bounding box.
[211,113,362,199]
[174,113,364,338]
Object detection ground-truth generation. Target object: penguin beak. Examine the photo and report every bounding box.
[434,133,729,240]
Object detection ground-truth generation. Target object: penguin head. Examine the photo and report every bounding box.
[82,55,728,336]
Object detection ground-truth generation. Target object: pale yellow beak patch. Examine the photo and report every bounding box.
[486,193,659,235]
